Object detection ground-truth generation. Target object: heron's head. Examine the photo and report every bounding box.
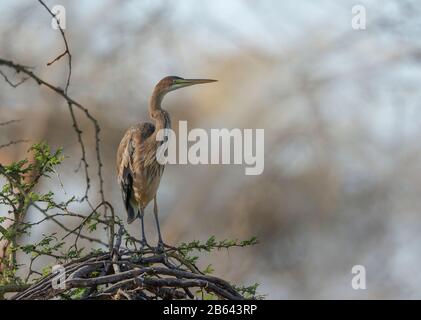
[155,76,217,95]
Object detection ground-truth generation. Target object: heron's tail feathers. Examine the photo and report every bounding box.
[127,202,139,224]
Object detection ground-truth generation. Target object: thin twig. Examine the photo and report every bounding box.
[0,57,109,242]
[0,119,22,126]
[38,0,72,94]
[0,139,28,149]
[0,69,28,88]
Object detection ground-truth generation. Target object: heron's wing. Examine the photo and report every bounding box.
[116,122,155,221]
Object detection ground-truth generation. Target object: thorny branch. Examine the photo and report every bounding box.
[0,2,112,295]
[0,0,113,290]
[35,0,96,204]
[0,58,110,241]
[37,0,105,207]
[0,0,106,205]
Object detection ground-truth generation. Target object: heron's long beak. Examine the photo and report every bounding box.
[175,78,217,88]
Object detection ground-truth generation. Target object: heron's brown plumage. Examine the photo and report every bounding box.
[116,76,216,245]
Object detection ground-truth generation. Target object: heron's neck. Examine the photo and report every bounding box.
[149,90,171,130]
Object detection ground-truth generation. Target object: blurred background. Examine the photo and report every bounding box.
[1,0,421,299]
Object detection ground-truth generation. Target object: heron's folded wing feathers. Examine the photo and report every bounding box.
[116,123,156,214]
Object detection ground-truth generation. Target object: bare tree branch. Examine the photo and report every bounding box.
[0,57,108,223]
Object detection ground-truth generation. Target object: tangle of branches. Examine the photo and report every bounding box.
[11,229,258,300]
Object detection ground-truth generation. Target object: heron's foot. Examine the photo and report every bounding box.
[140,238,153,250]
[155,240,176,253]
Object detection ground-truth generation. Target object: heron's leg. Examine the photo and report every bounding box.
[153,197,176,252]
[139,208,150,248]
[153,196,163,245]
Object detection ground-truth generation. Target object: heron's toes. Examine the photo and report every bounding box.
[140,239,153,250]
[155,241,176,254]
[155,241,165,254]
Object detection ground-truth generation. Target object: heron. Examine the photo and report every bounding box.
[116,76,217,250]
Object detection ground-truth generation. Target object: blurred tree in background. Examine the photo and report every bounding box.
[1,0,421,299]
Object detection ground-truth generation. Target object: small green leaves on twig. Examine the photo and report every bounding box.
[234,283,265,300]
[178,235,258,255]
[0,142,109,289]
